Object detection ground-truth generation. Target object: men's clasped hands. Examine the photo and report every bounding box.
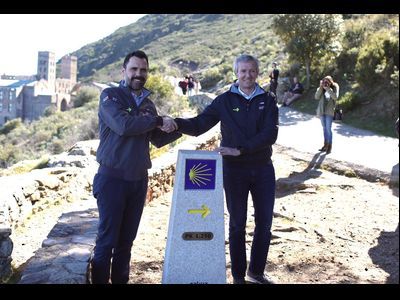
[159,116,178,133]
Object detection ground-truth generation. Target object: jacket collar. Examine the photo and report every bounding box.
[229,82,265,101]
[119,80,152,101]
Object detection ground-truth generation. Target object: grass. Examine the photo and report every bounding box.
[0,155,49,177]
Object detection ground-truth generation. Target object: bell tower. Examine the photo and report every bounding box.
[61,54,77,84]
[37,51,56,91]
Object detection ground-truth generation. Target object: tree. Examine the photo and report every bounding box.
[272,14,343,89]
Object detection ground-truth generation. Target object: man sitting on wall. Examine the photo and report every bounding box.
[282,76,304,107]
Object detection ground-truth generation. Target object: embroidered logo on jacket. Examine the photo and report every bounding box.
[102,95,118,103]
[233,108,240,112]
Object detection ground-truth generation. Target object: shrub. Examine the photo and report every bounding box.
[34,130,52,144]
[77,114,99,141]
[145,73,185,116]
[51,139,65,154]
[43,105,58,117]
[0,143,21,168]
[337,48,358,78]
[337,91,360,111]
[355,30,399,87]
[390,66,399,88]
[145,74,174,100]
[74,86,100,108]
[201,67,224,89]
[0,118,22,135]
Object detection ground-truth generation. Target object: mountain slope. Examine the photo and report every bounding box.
[71,14,282,82]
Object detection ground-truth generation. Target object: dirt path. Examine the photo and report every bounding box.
[129,146,399,284]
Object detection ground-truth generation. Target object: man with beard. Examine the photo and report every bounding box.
[90,50,180,284]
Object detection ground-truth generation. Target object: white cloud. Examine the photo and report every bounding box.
[0,14,146,75]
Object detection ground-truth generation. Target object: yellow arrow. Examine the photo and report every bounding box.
[187,205,211,219]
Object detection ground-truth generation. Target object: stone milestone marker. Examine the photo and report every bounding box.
[162,150,226,284]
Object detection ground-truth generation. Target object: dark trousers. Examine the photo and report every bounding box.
[270,80,278,94]
[91,173,148,284]
[223,162,276,279]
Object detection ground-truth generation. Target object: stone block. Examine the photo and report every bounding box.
[162,150,226,284]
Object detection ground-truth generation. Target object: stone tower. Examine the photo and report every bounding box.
[37,51,56,91]
[61,54,77,84]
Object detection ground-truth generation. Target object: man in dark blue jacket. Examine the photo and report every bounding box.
[91,50,181,284]
[173,54,279,284]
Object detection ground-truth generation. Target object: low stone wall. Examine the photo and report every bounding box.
[18,208,98,284]
[0,123,221,283]
[0,141,99,282]
[0,227,12,282]
[188,93,214,113]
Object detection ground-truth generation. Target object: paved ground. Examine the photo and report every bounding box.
[277,105,399,178]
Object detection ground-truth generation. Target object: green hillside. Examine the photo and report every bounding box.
[73,14,283,84]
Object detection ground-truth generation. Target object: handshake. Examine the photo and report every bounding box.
[159,116,178,133]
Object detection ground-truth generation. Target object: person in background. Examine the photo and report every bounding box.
[166,54,279,284]
[268,62,279,95]
[281,76,304,107]
[187,75,195,96]
[194,78,201,95]
[315,75,339,154]
[178,77,188,95]
[90,50,181,284]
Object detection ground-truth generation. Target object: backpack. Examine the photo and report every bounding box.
[333,108,343,122]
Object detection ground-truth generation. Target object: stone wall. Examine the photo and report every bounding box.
[187,93,215,113]
[0,226,12,282]
[0,140,99,282]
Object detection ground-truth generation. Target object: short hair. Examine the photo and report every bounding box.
[233,54,259,74]
[123,50,149,69]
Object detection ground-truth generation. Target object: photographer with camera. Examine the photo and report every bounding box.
[315,75,339,154]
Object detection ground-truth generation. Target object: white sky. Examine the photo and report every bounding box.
[0,14,146,76]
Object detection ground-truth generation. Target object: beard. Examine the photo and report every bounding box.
[127,76,146,91]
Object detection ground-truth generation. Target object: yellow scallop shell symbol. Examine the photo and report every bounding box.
[188,163,213,186]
